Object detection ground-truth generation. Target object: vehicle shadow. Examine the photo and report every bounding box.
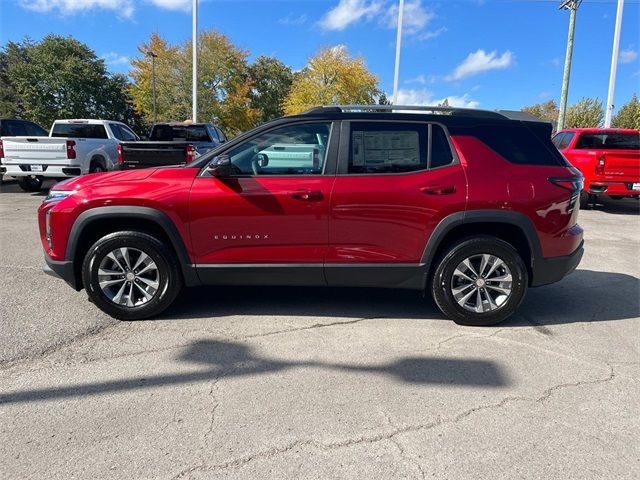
[0,340,507,405]
[162,269,639,327]
[582,196,640,216]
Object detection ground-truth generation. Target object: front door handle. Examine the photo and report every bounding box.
[287,189,323,201]
[420,185,456,195]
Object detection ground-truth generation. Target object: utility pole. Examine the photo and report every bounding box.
[392,0,404,105]
[557,0,581,130]
[146,50,158,123]
[605,0,625,127]
[192,0,198,122]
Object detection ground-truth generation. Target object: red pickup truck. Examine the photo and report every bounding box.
[552,128,640,206]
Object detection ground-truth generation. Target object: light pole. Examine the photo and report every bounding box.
[146,50,158,124]
[192,0,198,122]
[392,0,404,106]
[605,0,625,127]
[557,0,581,131]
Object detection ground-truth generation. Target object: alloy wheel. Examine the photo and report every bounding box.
[450,253,513,313]
[97,247,159,307]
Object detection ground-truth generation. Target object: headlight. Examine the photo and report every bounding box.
[44,190,75,203]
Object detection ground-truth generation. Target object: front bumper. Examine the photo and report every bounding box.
[4,164,83,178]
[43,256,81,291]
[530,240,584,287]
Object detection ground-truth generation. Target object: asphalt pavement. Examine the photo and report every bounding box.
[1,179,639,479]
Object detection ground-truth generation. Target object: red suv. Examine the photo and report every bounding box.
[552,128,640,205]
[39,106,584,326]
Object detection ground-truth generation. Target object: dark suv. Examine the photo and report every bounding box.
[38,106,584,326]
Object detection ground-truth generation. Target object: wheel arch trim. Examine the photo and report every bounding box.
[421,209,542,276]
[65,206,200,287]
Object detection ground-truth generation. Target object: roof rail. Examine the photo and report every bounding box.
[302,105,508,119]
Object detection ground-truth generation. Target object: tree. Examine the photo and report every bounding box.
[129,31,258,135]
[248,56,293,123]
[564,97,604,128]
[522,100,559,123]
[283,46,382,115]
[0,40,31,118]
[6,35,136,128]
[612,93,640,130]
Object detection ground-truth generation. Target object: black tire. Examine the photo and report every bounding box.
[579,190,592,209]
[430,236,528,326]
[17,175,44,192]
[89,160,106,173]
[82,231,183,320]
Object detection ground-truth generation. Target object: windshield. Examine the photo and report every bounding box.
[575,132,640,150]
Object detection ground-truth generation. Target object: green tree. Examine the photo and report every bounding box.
[612,93,640,130]
[0,40,31,118]
[522,100,559,123]
[248,56,293,123]
[283,46,382,115]
[129,31,258,135]
[6,35,135,128]
[564,97,604,128]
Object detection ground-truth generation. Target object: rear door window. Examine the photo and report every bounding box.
[348,122,427,174]
[51,123,108,139]
[551,133,565,148]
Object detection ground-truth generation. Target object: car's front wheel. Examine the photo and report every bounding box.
[431,236,528,326]
[82,231,183,320]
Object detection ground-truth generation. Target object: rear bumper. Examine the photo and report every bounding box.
[4,164,83,178]
[43,256,80,291]
[531,241,584,287]
[588,182,640,196]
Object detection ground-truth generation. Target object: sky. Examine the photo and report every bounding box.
[0,0,638,112]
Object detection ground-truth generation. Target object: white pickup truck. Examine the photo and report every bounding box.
[0,119,139,192]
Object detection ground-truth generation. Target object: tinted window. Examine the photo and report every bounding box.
[216,127,227,142]
[150,124,211,142]
[5,120,27,136]
[472,124,564,166]
[430,124,454,168]
[349,122,427,174]
[109,123,124,140]
[551,133,565,148]
[558,132,574,149]
[51,123,108,139]
[227,122,331,175]
[208,126,220,142]
[575,133,639,150]
[25,122,47,136]
[119,125,138,141]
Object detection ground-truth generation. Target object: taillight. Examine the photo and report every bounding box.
[66,140,76,159]
[0,139,4,159]
[186,144,195,163]
[595,155,605,175]
[117,144,123,165]
[549,175,584,212]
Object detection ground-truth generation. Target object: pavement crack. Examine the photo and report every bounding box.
[171,364,616,475]
[236,316,383,340]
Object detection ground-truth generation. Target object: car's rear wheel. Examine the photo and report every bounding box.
[82,231,183,320]
[17,175,43,192]
[431,236,528,326]
[89,160,106,173]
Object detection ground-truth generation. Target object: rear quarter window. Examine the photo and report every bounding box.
[470,124,566,166]
[51,123,108,139]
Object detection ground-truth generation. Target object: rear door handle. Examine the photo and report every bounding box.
[287,189,323,201]
[420,185,456,195]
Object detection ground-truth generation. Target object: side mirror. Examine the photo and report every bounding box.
[207,154,234,177]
